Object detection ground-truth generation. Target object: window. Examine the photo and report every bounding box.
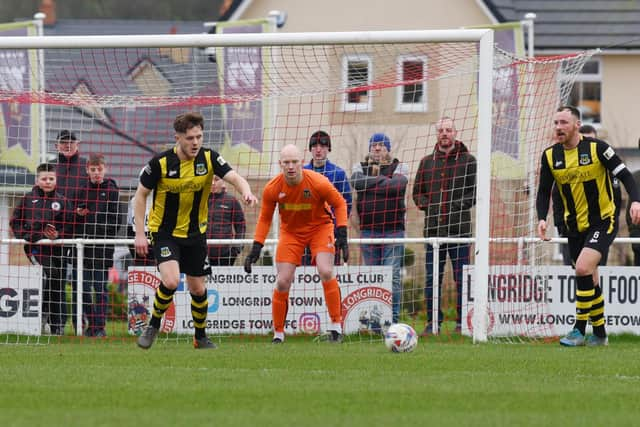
[568,58,601,124]
[342,55,372,112]
[395,55,427,112]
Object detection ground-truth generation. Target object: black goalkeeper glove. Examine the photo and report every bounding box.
[335,226,349,264]
[244,241,263,274]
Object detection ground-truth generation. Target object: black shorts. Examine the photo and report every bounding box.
[150,233,210,277]
[567,220,618,266]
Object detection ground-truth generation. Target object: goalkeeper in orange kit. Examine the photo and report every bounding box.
[244,144,349,343]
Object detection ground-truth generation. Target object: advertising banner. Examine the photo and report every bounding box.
[215,19,274,177]
[462,265,640,337]
[128,265,392,336]
[0,21,41,173]
[0,265,42,335]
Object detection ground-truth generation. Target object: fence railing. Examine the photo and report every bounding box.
[3,236,639,336]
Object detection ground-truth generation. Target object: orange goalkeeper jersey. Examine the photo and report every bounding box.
[253,169,348,244]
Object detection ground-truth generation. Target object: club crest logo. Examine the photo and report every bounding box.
[128,295,150,335]
[303,189,311,198]
[160,246,171,257]
[341,286,392,335]
[579,153,591,165]
[128,270,176,334]
[195,163,207,175]
[466,306,496,334]
[51,202,61,211]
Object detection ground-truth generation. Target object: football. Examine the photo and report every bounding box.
[384,323,418,353]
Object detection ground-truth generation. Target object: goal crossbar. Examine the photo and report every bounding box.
[0,29,492,49]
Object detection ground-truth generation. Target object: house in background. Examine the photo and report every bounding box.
[11,0,639,185]
[221,0,640,268]
[228,0,640,164]
[40,17,215,189]
[4,0,639,182]
[483,0,640,167]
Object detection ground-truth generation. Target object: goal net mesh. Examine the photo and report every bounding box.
[0,35,592,344]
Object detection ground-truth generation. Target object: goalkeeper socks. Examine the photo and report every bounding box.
[589,285,607,338]
[322,278,342,324]
[190,292,208,339]
[272,289,289,333]
[150,282,175,329]
[574,275,595,336]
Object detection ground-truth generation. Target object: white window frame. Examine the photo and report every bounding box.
[395,54,428,112]
[570,57,602,125]
[342,54,372,112]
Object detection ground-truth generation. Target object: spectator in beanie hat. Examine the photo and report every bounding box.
[301,130,352,265]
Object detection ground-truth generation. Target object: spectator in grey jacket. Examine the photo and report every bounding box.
[413,117,476,335]
[351,133,409,324]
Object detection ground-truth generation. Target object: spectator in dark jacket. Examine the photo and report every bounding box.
[10,163,76,335]
[54,129,88,331]
[413,117,476,335]
[207,176,246,266]
[351,133,408,324]
[55,130,88,206]
[74,154,121,337]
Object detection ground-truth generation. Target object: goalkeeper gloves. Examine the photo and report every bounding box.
[244,241,263,274]
[334,226,349,264]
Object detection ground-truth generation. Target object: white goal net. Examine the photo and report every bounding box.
[0,30,593,344]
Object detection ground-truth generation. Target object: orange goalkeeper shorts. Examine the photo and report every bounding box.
[275,223,335,265]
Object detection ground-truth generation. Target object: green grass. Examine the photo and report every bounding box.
[2,335,640,427]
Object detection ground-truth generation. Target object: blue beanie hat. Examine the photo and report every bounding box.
[369,133,391,152]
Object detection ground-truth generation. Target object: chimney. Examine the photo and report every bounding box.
[39,0,57,26]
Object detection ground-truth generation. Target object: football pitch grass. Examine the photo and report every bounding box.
[2,334,640,427]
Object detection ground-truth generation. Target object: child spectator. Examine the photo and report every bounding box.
[74,154,121,337]
[10,163,75,335]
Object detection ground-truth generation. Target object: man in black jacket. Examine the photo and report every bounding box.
[54,130,88,332]
[207,176,246,266]
[10,163,76,335]
[74,154,121,337]
[413,117,477,336]
[55,130,87,206]
[351,133,409,324]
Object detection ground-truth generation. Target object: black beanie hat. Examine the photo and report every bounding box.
[309,130,331,151]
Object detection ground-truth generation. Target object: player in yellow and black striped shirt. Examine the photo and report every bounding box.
[536,106,640,347]
[133,112,257,350]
